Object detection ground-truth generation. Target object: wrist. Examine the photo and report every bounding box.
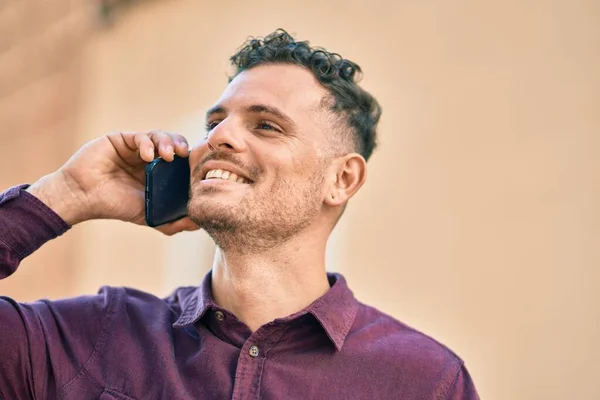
[26,171,89,226]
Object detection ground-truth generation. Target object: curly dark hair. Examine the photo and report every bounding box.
[229,29,382,161]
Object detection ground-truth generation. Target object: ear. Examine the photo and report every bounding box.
[324,153,367,207]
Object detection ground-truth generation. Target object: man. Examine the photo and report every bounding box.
[0,30,479,399]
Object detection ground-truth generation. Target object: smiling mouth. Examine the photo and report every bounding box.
[203,169,250,184]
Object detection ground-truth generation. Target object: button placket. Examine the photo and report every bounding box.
[231,324,290,399]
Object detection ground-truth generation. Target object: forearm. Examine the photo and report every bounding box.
[0,184,70,279]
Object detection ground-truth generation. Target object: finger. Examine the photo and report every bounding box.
[132,132,156,162]
[148,130,177,162]
[165,132,189,157]
[105,131,149,162]
[111,130,187,163]
[153,130,189,159]
[155,217,200,236]
[174,138,190,157]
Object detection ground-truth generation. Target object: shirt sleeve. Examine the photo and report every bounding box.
[0,184,70,279]
[0,290,117,399]
[444,363,480,400]
[0,185,111,399]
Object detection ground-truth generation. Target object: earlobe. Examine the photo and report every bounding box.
[324,154,367,207]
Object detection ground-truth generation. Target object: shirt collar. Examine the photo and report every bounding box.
[172,271,216,328]
[306,273,359,351]
[173,270,359,351]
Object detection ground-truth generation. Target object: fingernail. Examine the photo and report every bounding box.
[147,147,154,157]
[166,145,174,154]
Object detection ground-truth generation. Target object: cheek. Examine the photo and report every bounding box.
[188,143,209,175]
[267,161,324,194]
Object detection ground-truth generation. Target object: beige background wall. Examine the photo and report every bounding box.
[0,0,92,298]
[1,1,599,399]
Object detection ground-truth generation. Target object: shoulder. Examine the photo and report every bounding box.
[338,303,478,398]
[347,302,465,372]
[25,284,196,333]
[93,285,197,325]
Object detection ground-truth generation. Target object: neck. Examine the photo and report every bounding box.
[210,230,331,332]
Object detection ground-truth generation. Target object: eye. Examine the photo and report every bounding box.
[256,121,282,133]
[205,120,221,131]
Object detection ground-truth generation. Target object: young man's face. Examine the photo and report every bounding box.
[188,64,338,249]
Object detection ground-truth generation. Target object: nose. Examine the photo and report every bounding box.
[205,118,246,153]
[206,139,217,152]
[188,118,246,172]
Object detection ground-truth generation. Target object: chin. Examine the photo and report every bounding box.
[187,199,241,229]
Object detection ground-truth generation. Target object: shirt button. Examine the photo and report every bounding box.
[249,345,259,358]
[215,311,225,321]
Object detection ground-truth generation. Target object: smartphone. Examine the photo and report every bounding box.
[145,155,190,227]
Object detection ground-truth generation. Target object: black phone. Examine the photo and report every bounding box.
[145,155,191,227]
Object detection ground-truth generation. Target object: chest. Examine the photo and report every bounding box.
[57,327,403,400]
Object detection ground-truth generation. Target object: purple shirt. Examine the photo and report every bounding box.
[0,185,479,400]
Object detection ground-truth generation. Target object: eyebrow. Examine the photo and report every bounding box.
[205,105,226,121]
[205,104,297,129]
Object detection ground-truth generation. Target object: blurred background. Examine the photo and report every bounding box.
[1,0,599,399]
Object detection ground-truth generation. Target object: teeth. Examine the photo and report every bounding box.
[204,169,248,183]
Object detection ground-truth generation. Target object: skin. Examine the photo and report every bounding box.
[27,64,367,332]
